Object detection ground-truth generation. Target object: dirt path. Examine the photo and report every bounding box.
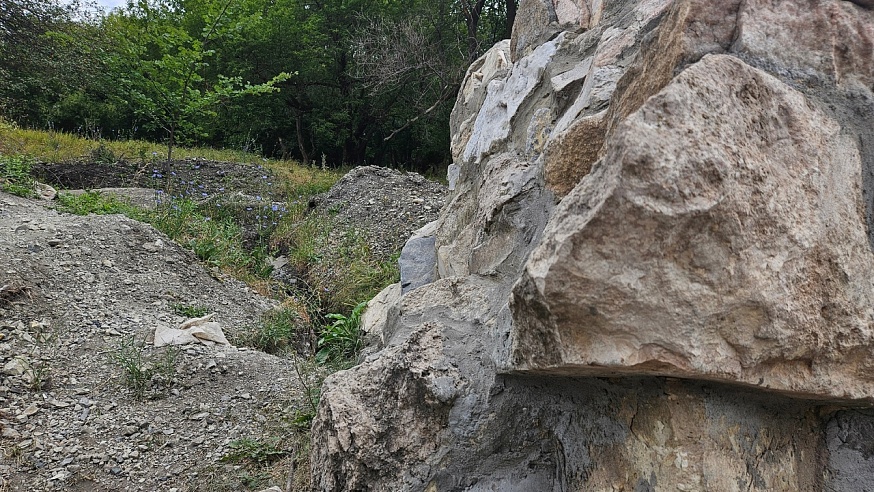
[0,190,305,491]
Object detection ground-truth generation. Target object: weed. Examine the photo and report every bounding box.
[171,303,211,318]
[223,438,287,466]
[316,301,367,364]
[25,361,51,391]
[289,356,322,429]
[236,471,274,490]
[110,337,179,400]
[0,154,36,197]
[88,142,117,164]
[236,302,310,355]
[271,204,328,269]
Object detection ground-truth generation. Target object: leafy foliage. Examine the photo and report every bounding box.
[56,190,137,215]
[106,0,290,160]
[316,301,367,364]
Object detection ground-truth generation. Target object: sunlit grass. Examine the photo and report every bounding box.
[0,117,344,174]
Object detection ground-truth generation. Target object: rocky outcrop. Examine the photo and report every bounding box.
[313,0,874,490]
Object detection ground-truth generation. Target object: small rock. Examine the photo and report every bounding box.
[2,427,21,439]
[35,182,57,201]
[47,239,63,247]
[2,357,27,376]
[142,239,164,252]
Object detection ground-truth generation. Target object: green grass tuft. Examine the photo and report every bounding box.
[110,337,179,400]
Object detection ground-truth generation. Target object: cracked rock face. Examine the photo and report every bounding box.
[312,0,874,490]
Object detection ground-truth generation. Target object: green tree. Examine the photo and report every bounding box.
[108,0,289,160]
[0,0,110,128]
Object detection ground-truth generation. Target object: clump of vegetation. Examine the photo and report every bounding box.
[272,211,399,315]
[316,301,367,365]
[171,303,211,318]
[88,141,118,164]
[26,360,51,392]
[111,337,179,400]
[0,120,310,168]
[56,190,138,215]
[223,438,288,466]
[236,302,310,355]
[0,153,36,197]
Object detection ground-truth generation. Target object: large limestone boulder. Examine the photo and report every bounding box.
[512,53,874,400]
[312,0,874,490]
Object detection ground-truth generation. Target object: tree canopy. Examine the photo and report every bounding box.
[0,0,517,171]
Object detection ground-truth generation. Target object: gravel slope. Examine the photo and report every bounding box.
[0,190,305,491]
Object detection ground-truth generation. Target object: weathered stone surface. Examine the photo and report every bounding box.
[398,221,438,293]
[827,410,874,491]
[313,0,874,489]
[312,277,498,491]
[509,0,559,62]
[512,53,874,400]
[450,41,511,163]
[360,282,400,346]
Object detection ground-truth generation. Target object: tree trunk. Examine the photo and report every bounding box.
[295,111,310,166]
[462,0,487,62]
[505,0,517,39]
[167,122,175,162]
